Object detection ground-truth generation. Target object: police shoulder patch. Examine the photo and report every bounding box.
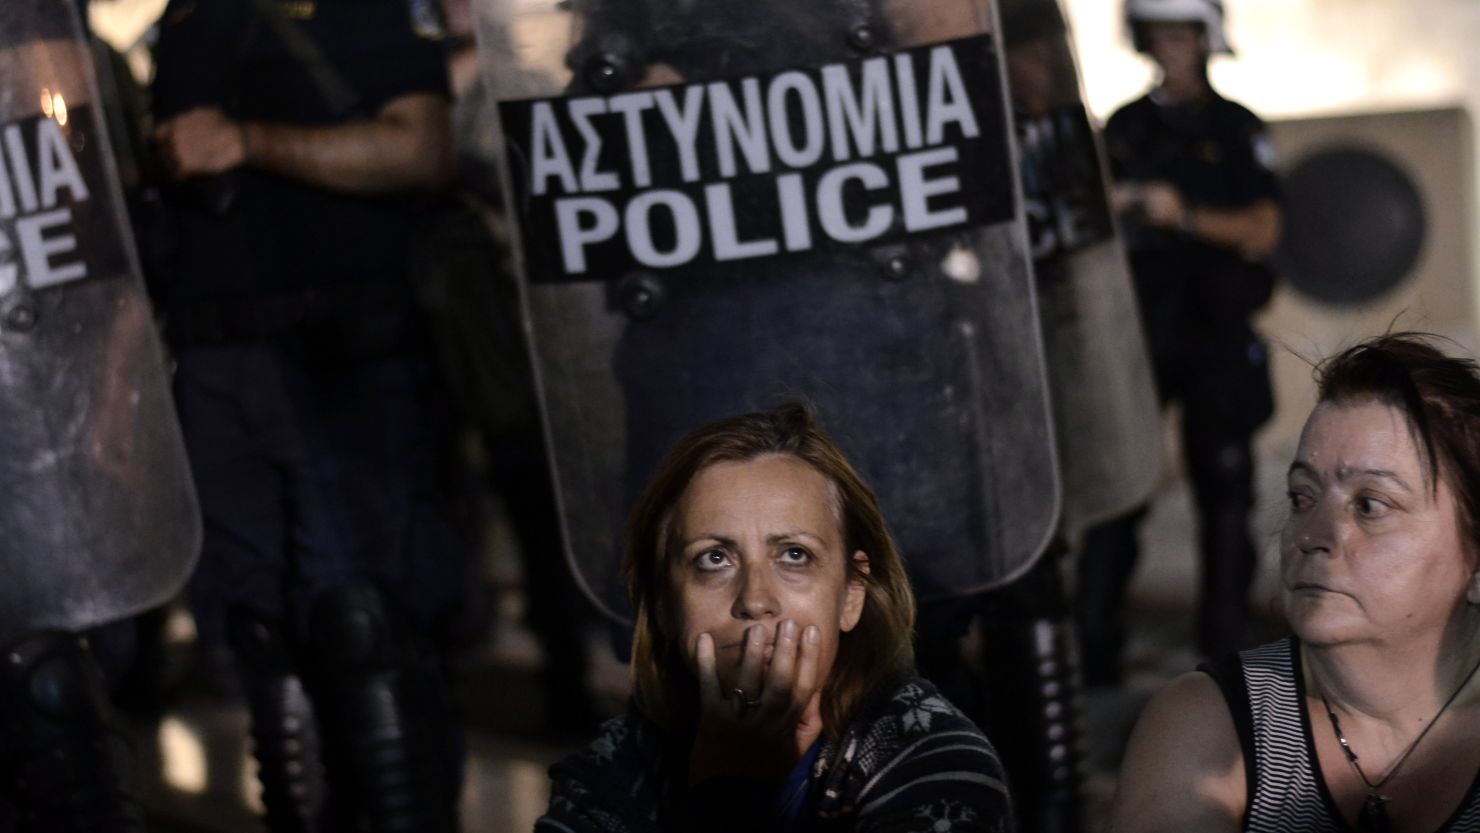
[1252,131,1277,171]
[407,0,447,40]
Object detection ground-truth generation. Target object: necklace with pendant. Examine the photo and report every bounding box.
[1319,654,1480,833]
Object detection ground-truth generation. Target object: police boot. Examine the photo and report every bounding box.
[976,553,1084,833]
[1073,510,1145,687]
[304,584,458,833]
[0,632,142,833]
[1196,503,1259,660]
[1185,426,1259,660]
[227,609,324,833]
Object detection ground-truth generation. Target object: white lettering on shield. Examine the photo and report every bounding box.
[526,42,985,275]
[0,117,92,294]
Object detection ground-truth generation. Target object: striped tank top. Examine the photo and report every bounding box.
[1202,638,1480,832]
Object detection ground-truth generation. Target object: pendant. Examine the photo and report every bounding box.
[1356,792,1391,833]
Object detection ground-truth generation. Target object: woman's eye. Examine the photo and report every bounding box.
[1287,490,1313,512]
[1355,495,1390,518]
[779,546,812,565]
[694,550,729,571]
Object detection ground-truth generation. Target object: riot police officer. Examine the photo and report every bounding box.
[918,4,1162,830]
[1,1,201,830]
[1077,0,1282,683]
[150,0,463,829]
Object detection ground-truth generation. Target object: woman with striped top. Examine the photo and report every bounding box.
[1111,333,1480,833]
[538,404,1012,832]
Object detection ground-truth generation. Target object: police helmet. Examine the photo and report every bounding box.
[1125,0,1233,55]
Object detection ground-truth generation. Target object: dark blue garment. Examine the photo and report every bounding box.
[778,740,822,833]
[149,0,463,655]
[174,346,461,646]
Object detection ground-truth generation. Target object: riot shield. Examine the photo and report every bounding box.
[0,0,200,643]
[1001,0,1160,540]
[474,0,1059,622]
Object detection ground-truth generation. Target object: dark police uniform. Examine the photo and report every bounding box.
[152,0,457,648]
[1078,89,1279,681]
[151,2,461,829]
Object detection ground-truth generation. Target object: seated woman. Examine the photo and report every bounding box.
[1110,333,1480,832]
[537,404,1011,832]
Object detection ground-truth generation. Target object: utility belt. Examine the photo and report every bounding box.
[1128,242,1276,317]
[162,281,416,361]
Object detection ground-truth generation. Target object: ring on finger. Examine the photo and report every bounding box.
[732,687,762,717]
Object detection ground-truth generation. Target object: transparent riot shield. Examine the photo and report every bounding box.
[0,0,200,643]
[1001,0,1160,541]
[475,0,1059,622]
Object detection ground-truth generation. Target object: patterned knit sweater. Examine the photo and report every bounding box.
[536,673,1013,833]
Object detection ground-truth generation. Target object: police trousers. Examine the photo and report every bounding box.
[173,345,462,647]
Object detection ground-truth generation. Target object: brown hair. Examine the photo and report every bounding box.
[1315,333,1480,550]
[623,403,916,739]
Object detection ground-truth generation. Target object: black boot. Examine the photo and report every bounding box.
[1186,435,1259,660]
[976,554,1085,833]
[1073,510,1145,687]
[1196,503,1259,660]
[304,584,459,833]
[0,631,142,833]
[228,609,324,833]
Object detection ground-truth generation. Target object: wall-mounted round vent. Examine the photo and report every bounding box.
[1277,147,1426,305]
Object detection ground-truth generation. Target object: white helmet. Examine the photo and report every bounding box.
[1125,0,1233,54]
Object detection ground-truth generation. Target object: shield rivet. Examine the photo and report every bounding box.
[883,255,911,281]
[618,273,666,320]
[849,24,877,52]
[586,53,629,93]
[6,304,37,332]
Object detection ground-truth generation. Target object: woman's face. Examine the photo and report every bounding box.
[668,454,866,693]
[1281,399,1476,647]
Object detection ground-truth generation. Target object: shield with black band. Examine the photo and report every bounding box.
[1002,0,1160,542]
[474,0,1060,624]
[0,0,200,643]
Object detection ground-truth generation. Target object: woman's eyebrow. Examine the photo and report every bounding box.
[1339,466,1413,492]
[683,534,736,549]
[766,531,826,545]
[1290,460,1414,492]
[680,532,829,548]
[1287,460,1317,480]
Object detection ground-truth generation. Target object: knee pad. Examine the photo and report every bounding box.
[302,584,457,833]
[305,583,415,676]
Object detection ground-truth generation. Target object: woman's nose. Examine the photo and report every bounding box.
[1295,501,1338,555]
[732,565,779,620]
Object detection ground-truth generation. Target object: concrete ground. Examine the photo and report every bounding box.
[129,444,1296,833]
